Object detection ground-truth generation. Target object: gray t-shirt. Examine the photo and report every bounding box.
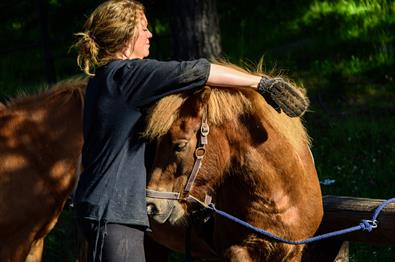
[73,58,210,227]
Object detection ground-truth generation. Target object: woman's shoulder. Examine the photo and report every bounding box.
[100,58,209,81]
[97,59,163,81]
[104,58,162,71]
[98,59,147,76]
[105,58,208,71]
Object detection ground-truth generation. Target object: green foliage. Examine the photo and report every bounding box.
[306,111,395,198]
[0,52,45,96]
[219,0,395,93]
[42,209,79,262]
[296,0,394,38]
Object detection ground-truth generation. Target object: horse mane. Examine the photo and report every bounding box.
[143,88,253,138]
[143,63,310,150]
[4,77,88,110]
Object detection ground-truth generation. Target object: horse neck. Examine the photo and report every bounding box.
[191,121,242,201]
[196,114,299,204]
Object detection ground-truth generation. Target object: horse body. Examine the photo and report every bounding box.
[145,87,323,261]
[0,80,85,261]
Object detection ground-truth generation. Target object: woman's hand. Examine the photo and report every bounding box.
[258,76,309,117]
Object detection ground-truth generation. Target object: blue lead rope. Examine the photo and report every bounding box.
[207,198,395,245]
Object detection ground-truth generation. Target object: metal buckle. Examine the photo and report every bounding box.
[366,220,378,229]
[194,147,206,159]
[201,123,209,136]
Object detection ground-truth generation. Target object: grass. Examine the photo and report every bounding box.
[42,209,78,262]
[306,108,395,200]
[350,244,394,261]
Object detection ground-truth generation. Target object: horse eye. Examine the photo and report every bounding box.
[174,141,188,152]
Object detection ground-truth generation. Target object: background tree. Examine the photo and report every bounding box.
[38,0,56,84]
[167,0,222,60]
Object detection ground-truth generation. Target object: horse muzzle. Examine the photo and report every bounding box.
[146,198,183,224]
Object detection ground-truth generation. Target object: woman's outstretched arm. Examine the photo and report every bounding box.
[206,63,309,117]
[207,64,261,88]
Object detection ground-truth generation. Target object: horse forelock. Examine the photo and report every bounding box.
[143,88,253,140]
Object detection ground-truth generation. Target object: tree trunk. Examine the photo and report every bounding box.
[168,0,222,60]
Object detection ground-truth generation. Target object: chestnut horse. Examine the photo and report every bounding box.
[145,85,323,261]
[0,78,182,262]
[0,79,85,261]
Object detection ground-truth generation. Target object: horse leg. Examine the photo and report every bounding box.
[24,238,44,262]
[223,245,253,262]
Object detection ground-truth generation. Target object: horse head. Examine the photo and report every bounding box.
[145,85,267,226]
[146,87,215,225]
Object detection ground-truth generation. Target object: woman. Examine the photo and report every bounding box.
[72,0,308,261]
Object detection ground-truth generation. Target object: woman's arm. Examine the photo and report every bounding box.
[206,63,309,117]
[206,64,261,88]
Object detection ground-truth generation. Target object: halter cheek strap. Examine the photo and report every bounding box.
[184,110,209,194]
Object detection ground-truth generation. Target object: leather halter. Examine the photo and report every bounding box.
[146,106,210,203]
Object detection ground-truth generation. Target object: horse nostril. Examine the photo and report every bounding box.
[147,203,158,215]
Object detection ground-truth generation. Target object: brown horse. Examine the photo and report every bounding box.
[0,79,86,262]
[0,78,183,262]
[145,84,323,261]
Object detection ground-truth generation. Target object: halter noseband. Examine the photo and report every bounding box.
[146,106,210,204]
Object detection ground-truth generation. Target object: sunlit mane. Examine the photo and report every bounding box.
[5,77,88,109]
[143,62,310,150]
[143,89,253,140]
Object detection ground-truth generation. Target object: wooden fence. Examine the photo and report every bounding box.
[321,195,395,244]
[305,195,395,262]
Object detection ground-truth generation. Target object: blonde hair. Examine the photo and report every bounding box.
[73,0,145,75]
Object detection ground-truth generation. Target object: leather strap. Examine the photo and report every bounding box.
[184,106,208,194]
[146,189,181,200]
[146,106,209,201]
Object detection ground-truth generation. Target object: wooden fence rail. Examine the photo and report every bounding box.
[303,195,395,262]
[319,195,395,245]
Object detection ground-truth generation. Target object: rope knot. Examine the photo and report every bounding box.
[359,219,378,232]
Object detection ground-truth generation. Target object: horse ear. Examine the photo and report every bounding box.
[194,86,211,107]
[186,86,211,117]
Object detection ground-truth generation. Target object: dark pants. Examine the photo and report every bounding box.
[78,219,146,262]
